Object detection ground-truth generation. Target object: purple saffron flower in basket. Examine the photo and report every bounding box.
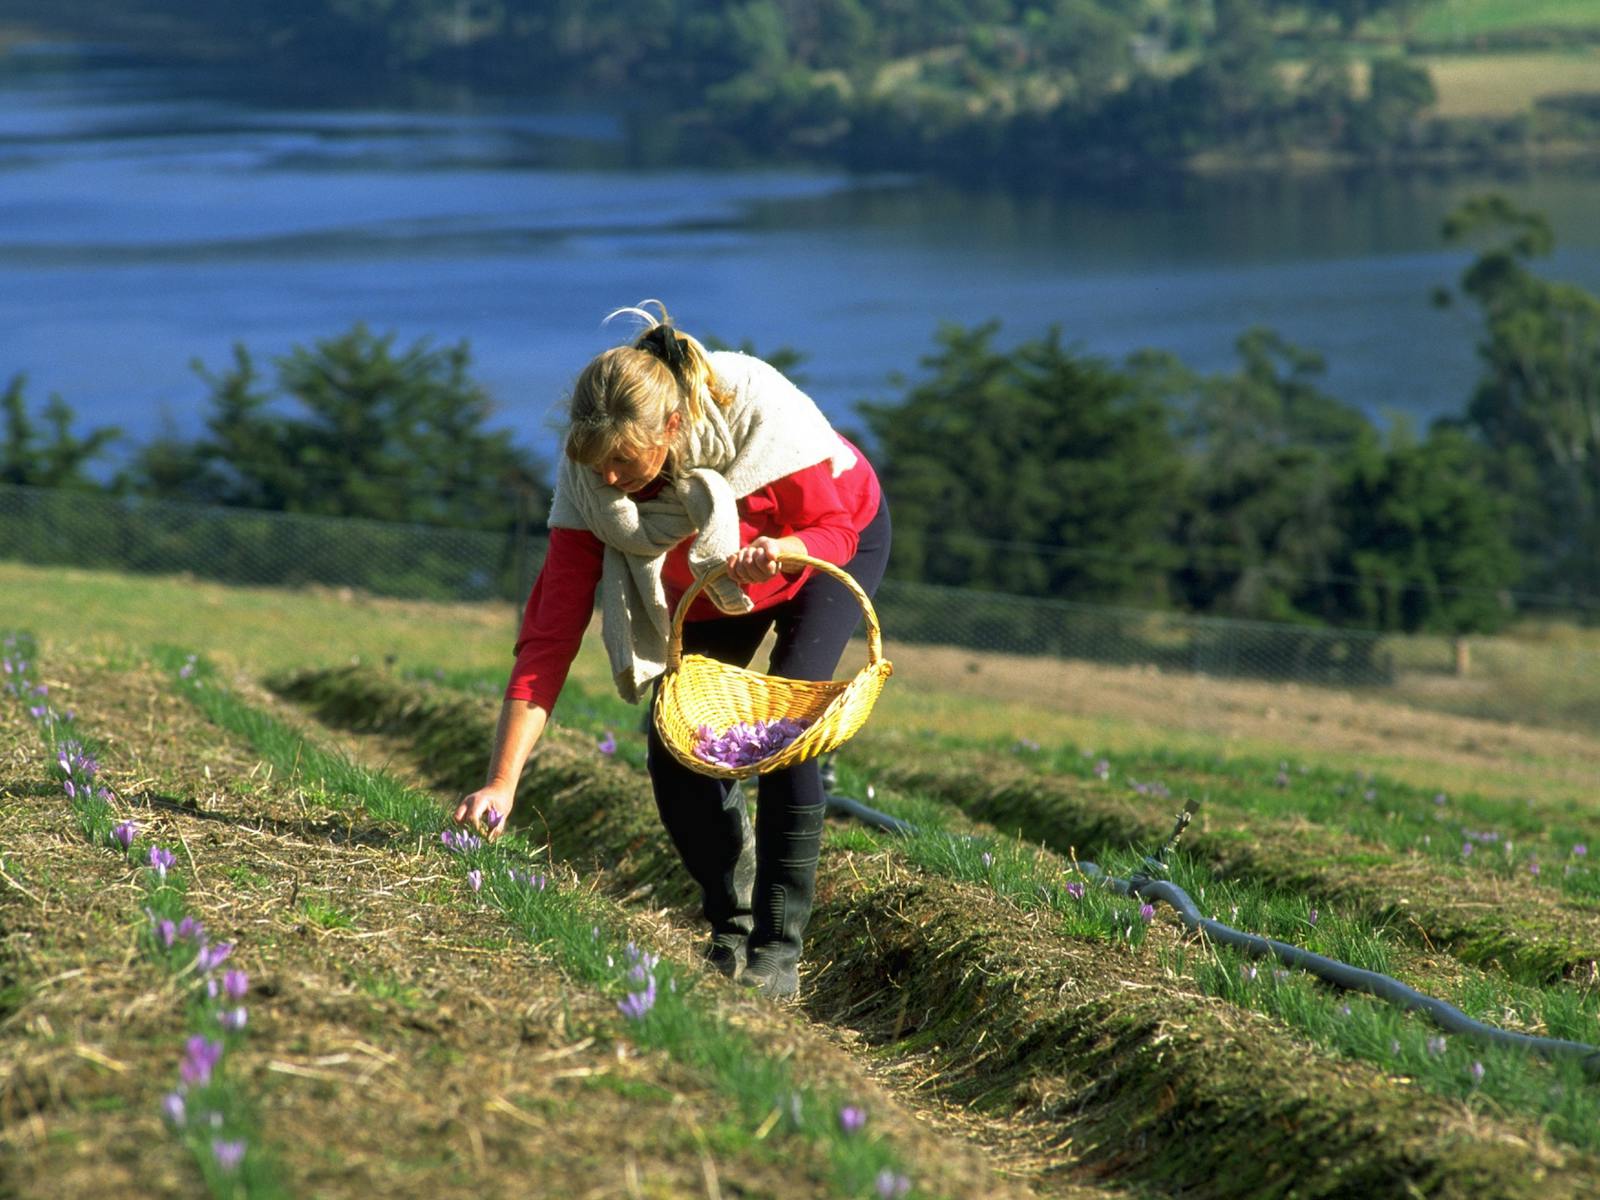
[693,717,812,769]
[112,821,137,850]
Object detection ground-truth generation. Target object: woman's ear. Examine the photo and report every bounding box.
[666,409,682,436]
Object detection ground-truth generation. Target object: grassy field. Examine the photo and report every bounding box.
[1421,49,1600,118]
[1413,0,1600,41]
[7,559,1600,1196]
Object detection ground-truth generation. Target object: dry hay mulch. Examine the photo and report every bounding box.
[265,665,1600,1200]
[4,642,1075,1200]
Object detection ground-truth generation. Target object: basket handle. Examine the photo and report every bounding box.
[666,553,885,672]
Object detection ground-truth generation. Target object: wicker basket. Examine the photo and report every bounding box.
[652,553,893,780]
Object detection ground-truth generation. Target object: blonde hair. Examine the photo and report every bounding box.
[564,300,726,470]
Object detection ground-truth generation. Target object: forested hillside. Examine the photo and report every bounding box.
[5,0,1598,174]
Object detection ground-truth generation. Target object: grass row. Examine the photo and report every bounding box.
[295,664,1600,1162]
[3,634,282,1199]
[418,663,1600,895]
[153,646,926,1200]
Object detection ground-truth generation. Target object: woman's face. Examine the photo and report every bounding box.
[593,411,680,493]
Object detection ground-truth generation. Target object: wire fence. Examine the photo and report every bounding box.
[4,482,1598,730]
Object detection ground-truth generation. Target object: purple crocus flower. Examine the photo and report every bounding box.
[598,731,617,755]
[222,970,249,1001]
[838,1105,867,1134]
[196,942,233,973]
[180,1036,224,1087]
[481,807,501,831]
[211,1139,246,1172]
[112,821,137,850]
[617,975,657,1020]
[148,846,176,880]
[218,1007,248,1032]
[177,916,204,942]
[876,1169,912,1199]
[1308,909,1319,927]
[63,779,76,800]
[1575,844,1589,859]
[163,1092,187,1127]
[1469,1061,1485,1084]
[980,851,994,869]
[156,920,178,949]
[1139,903,1155,923]
[1065,882,1085,901]
[467,869,483,894]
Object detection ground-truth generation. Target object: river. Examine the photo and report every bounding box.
[3,43,1599,474]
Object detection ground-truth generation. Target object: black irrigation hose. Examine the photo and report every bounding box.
[823,788,1600,1077]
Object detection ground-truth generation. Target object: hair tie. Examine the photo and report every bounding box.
[640,325,687,370]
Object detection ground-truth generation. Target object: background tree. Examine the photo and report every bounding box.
[120,325,548,531]
[1161,330,1374,622]
[1437,194,1600,597]
[858,323,1182,603]
[1,374,120,490]
[1325,425,1516,634]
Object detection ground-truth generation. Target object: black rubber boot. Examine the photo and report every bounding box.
[741,799,826,1000]
[652,780,755,978]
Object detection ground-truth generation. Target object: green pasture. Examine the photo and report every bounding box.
[8,558,1600,812]
[1414,0,1600,40]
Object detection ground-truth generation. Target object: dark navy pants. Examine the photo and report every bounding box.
[644,497,892,927]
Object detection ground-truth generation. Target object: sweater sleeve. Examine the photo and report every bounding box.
[505,526,605,711]
[765,460,860,566]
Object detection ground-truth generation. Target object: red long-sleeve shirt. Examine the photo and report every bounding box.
[506,439,881,711]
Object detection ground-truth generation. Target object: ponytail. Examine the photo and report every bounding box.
[613,300,724,426]
[564,300,727,468]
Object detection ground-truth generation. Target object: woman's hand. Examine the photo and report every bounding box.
[454,784,515,840]
[726,536,806,585]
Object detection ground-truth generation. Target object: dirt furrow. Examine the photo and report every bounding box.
[273,664,1600,1199]
[16,646,1066,1200]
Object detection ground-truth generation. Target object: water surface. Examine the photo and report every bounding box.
[3,46,1598,474]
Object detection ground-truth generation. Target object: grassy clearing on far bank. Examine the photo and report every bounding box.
[1413,0,1600,41]
[1421,50,1600,119]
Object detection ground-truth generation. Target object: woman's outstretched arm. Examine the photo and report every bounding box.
[454,697,548,838]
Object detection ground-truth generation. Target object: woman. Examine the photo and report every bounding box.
[454,303,890,999]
